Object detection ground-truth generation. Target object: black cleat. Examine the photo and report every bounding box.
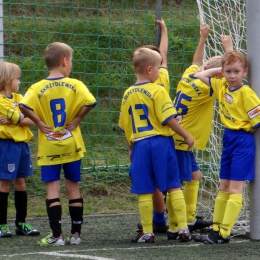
[188,216,213,233]
[131,231,154,243]
[137,222,168,233]
[198,231,230,244]
[167,230,179,240]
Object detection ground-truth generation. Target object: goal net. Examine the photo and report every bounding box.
[195,0,248,234]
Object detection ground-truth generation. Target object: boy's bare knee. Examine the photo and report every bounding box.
[14,178,26,191]
[0,180,11,193]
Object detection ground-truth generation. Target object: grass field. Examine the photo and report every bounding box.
[1,214,259,260]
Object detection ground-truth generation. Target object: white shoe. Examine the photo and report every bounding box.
[68,232,82,245]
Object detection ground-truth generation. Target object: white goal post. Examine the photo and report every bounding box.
[195,0,260,239]
[246,1,260,241]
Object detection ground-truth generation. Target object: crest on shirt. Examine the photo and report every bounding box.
[46,129,72,141]
[224,94,233,104]
[8,164,15,172]
[248,105,260,119]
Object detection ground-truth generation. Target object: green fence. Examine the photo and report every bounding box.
[3,0,200,195]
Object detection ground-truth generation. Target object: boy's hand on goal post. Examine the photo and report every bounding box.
[221,35,233,53]
[200,23,210,40]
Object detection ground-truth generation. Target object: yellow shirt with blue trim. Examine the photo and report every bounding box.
[0,93,33,142]
[173,64,215,151]
[118,82,177,145]
[20,77,97,166]
[154,67,170,94]
[210,77,260,132]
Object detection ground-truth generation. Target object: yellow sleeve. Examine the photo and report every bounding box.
[154,67,170,94]
[245,88,260,129]
[0,96,22,124]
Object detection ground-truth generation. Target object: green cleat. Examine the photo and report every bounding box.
[16,222,40,236]
[37,233,66,246]
[0,224,12,238]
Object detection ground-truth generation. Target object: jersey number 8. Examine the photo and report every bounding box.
[50,98,66,127]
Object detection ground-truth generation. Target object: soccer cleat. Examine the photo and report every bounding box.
[201,231,230,244]
[0,224,12,238]
[167,230,179,240]
[153,222,168,233]
[178,229,192,242]
[68,232,82,245]
[137,222,168,233]
[37,233,66,246]
[188,216,213,233]
[15,222,40,236]
[131,231,154,243]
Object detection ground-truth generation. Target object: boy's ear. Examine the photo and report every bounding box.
[146,65,152,74]
[61,57,67,67]
[243,68,248,76]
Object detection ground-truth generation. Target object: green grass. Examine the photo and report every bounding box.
[8,179,137,218]
[0,214,259,260]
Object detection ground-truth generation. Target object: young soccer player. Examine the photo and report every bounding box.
[0,61,40,238]
[195,50,260,244]
[118,47,194,243]
[169,24,234,239]
[19,42,97,246]
[137,19,170,233]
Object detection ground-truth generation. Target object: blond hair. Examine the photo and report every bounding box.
[132,47,162,74]
[221,50,248,69]
[44,42,73,70]
[141,45,160,54]
[197,56,222,72]
[0,62,21,90]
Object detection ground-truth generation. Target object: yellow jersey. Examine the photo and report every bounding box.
[0,93,33,142]
[20,77,97,165]
[154,67,170,94]
[210,77,260,132]
[173,64,215,151]
[118,82,178,145]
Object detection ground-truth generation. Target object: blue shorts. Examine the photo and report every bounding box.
[220,129,255,181]
[129,136,180,194]
[175,150,200,182]
[0,139,33,180]
[41,160,81,182]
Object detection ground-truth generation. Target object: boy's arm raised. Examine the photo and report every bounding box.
[156,19,168,67]
[192,23,210,65]
[221,35,233,53]
[166,117,194,150]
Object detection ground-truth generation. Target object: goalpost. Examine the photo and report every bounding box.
[246,1,260,240]
[196,0,260,239]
